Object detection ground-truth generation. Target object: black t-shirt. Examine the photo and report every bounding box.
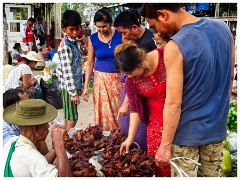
[136,28,157,53]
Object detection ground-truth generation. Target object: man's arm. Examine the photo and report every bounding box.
[52,126,72,177]
[82,38,95,102]
[155,40,184,165]
[45,149,56,164]
[36,141,56,164]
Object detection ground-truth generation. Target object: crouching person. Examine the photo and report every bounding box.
[3,99,72,177]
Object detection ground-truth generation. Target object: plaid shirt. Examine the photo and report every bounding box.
[57,35,81,96]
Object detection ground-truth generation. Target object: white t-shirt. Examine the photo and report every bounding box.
[4,64,33,92]
[3,136,58,177]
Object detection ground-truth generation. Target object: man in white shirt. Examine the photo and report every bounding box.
[3,99,72,177]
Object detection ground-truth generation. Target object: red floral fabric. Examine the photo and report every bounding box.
[132,48,170,177]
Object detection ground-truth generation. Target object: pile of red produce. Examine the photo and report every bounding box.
[64,126,155,177]
[100,147,155,177]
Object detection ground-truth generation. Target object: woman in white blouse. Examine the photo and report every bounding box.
[5,51,42,98]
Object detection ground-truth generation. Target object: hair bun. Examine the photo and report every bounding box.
[114,40,137,55]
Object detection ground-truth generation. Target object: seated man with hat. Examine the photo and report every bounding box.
[3,99,72,177]
[3,88,50,157]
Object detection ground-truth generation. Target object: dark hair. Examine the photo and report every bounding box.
[161,34,170,42]
[61,10,82,28]
[32,45,38,53]
[114,41,145,72]
[26,59,31,65]
[114,11,140,29]
[3,88,25,109]
[28,17,36,23]
[37,17,42,21]
[85,21,90,26]
[21,57,31,65]
[131,9,141,18]
[94,8,113,24]
[141,3,181,19]
[155,33,170,42]
[13,43,21,49]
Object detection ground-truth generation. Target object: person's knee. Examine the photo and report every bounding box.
[65,120,77,132]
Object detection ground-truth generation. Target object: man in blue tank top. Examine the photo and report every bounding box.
[141,3,235,177]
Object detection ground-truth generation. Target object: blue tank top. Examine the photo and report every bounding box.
[90,30,122,73]
[171,18,233,146]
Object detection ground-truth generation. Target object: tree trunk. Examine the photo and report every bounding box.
[3,3,9,65]
[215,3,220,17]
[46,3,51,48]
[54,3,61,51]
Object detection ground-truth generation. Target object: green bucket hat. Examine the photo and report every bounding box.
[3,99,58,126]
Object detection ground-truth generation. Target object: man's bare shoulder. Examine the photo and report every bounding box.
[165,40,181,54]
[164,40,183,63]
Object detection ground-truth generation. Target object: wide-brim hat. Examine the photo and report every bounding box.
[3,99,58,126]
[20,51,42,62]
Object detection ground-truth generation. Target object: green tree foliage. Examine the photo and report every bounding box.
[227,103,237,133]
[59,3,117,22]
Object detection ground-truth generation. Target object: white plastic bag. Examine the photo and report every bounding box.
[228,133,237,153]
[42,71,52,84]
[53,113,64,126]
[170,157,201,177]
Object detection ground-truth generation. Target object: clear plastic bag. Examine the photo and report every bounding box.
[53,113,64,126]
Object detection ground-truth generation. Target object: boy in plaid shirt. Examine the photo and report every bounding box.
[57,10,82,131]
